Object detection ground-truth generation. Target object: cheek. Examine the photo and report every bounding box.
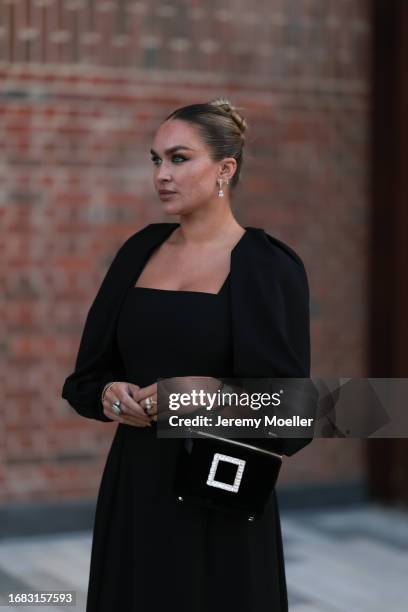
[180,163,214,193]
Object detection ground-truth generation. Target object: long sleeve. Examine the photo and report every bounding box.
[230,230,317,457]
[268,247,317,456]
[61,240,131,422]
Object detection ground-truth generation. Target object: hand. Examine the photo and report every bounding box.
[102,381,153,427]
[142,377,224,421]
[134,383,158,422]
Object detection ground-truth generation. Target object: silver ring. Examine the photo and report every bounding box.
[144,396,153,415]
[111,400,122,416]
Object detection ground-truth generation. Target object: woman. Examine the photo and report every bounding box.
[62,98,313,612]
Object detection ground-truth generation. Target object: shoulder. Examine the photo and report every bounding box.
[244,227,310,300]
[122,222,176,247]
[95,223,175,279]
[246,226,306,270]
[112,223,178,257]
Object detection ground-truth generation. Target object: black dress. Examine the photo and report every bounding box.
[86,274,288,612]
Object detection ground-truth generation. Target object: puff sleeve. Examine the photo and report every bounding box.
[258,248,316,456]
[61,240,131,422]
[228,231,317,456]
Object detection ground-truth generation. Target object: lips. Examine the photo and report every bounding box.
[159,189,177,195]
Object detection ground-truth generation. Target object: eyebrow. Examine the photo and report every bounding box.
[150,145,195,156]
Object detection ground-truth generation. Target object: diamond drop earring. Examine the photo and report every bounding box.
[217,178,228,198]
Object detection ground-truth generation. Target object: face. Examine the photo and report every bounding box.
[150,119,233,214]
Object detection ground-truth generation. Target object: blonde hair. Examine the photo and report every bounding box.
[208,97,248,138]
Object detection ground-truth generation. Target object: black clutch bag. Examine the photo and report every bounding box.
[174,430,282,522]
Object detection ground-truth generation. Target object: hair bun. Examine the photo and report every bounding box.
[209,97,248,136]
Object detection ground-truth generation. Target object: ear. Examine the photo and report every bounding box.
[219,157,238,182]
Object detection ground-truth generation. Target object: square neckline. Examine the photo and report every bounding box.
[132,227,248,296]
[133,271,230,296]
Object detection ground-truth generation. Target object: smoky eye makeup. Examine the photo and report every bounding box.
[150,154,188,164]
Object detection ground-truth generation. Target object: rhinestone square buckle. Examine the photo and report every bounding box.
[206,453,246,493]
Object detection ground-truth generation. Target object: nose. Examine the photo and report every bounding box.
[156,161,172,183]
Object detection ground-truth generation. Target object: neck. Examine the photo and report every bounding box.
[171,206,244,248]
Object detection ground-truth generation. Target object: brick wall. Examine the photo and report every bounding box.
[1,0,371,504]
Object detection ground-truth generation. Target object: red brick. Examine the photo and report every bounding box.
[1,0,371,504]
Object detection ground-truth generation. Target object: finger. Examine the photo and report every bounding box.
[126,383,141,401]
[103,395,152,425]
[141,394,158,415]
[108,387,151,423]
[102,399,151,426]
[102,397,125,422]
[102,403,122,422]
[135,382,157,402]
[123,388,154,421]
[128,383,141,393]
[137,390,157,414]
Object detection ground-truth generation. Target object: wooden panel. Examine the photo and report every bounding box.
[368,0,408,504]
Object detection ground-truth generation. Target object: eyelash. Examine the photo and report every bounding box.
[150,154,187,166]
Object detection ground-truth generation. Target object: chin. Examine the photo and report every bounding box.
[161,204,182,216]
[162,201,193,215]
